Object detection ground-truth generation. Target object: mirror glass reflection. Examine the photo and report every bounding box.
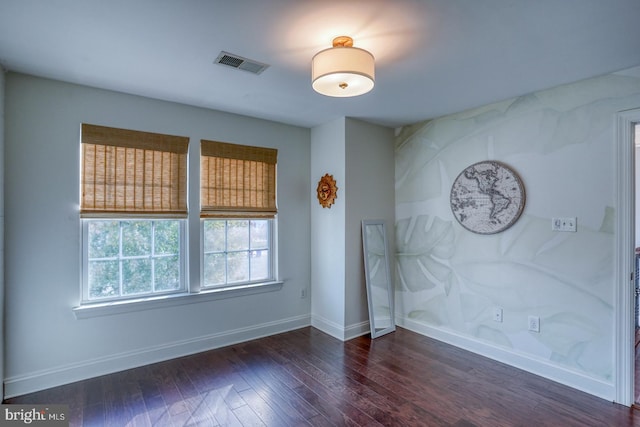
[362,220,395,338]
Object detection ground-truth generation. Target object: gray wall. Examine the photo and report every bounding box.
[0,69,5,402]
[310,117,395,340]
[636,142,640,249]
[310,119,347,336]
[344,119,395,328]
[4,73,311,397]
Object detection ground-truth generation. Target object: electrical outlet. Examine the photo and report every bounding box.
[551,217,577,232]
[528,315,540,333]
[301,288,307,299]
[493,307,503,323]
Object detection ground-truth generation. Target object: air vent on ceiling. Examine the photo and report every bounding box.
[214,51,269,75]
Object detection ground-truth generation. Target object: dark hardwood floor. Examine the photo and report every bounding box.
[5,326,640,426]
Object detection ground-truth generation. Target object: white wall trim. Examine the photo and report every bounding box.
[73,281,284,319]
[614,108,640,406]
[397,317,615,402]
[344,320,371,341]
[311,314,370,341]
[311,314,346,340]
[4,314,311,399]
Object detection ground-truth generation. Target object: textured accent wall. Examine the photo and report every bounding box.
[395,69,640,387]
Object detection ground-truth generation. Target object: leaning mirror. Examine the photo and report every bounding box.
[362,219,396,338]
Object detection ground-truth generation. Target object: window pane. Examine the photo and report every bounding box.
[85,219,184,302]
[227,252,249,283]
[250,220,268,250]
[122,221,151,256]
[88,260,119,299]
[227,220,249,251]
[250,250,269,281]
[201,219,273,289]
[204,220,226,252]
[155,221,179,255]
[88,221,119,258]
[204,253,226,286]
[122,258,152,295]
[155,256,180,291]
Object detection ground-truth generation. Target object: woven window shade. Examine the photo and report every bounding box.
[81,124,189,217]
[200,140,277,218]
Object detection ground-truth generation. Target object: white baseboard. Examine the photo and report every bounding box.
[311,314,345,340]
[344,320,370,341]
[311,315,370,341]
[397,316,615,402]
[4,314,311,398]
[9,315,610,402]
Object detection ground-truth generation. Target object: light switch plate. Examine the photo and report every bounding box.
[552,217,577,232]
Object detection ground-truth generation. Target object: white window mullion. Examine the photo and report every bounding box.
[248,220,252,280]
[224,220,229,284]
[151,221,156,293]
[118,221,124,297]
[268,219,273,279]
[82,221,89,301]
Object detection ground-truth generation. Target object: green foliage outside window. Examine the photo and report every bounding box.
[203,219,271,287]
[87,220,182,300]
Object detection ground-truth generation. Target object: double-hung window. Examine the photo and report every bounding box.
[200,140,277,288]
[80,124,189,303]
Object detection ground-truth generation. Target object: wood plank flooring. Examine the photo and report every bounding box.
[5,326,640,426]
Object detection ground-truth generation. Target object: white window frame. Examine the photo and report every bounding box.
[200,218,276,290]
[75,216,282,319]
[80,218,188,304]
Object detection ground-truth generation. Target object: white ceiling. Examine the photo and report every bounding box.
[1,0,639,129]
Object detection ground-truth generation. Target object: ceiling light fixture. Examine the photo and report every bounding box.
[312,36,375,97]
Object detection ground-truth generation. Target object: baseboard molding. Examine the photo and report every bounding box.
[397,316,615,402]
[344,320,370,341]
[311,315,370,341]
[310,314,345,340]
[4,314,311,399]
[8,315,611,402]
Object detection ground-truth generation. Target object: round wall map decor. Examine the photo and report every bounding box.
[450,161,525,234]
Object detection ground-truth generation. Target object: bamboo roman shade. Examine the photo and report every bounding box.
[81,124,189,217]
[200,140,277,218]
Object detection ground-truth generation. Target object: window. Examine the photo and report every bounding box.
[84,219,184,300]
[78,127,280,309]
[203,219,272,287]
[80,124,189,303]
[200,140,277,288]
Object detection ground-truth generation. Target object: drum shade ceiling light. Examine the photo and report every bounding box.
[312,36,375,97]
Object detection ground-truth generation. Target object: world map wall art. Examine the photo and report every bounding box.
[450,161,525,234]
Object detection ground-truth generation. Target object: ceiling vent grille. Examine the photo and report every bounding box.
[214,51,269,75]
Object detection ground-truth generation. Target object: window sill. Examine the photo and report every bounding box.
[73,281,284,319]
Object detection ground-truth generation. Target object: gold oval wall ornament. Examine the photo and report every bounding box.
[317,173,338,208]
